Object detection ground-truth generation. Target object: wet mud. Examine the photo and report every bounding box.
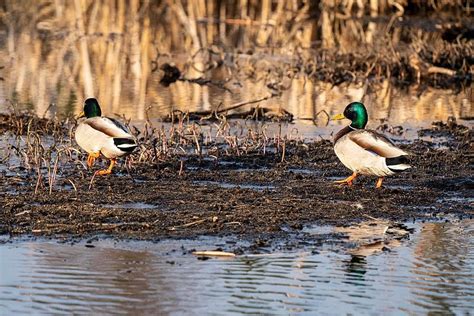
[0,113,472,252]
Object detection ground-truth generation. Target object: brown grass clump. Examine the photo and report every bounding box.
[0,110,309,194]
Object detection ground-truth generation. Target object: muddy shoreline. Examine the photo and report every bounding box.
[0,114,472,252]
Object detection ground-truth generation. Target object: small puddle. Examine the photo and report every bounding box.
[0,220,472,314]
[287,168,321,175]
[194,180,275,191]
[437,195,474,204]
[101,202,159,210]
[385,184,415,190]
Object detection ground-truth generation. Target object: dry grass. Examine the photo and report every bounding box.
[0,109,310,194]
[0,0,471,117]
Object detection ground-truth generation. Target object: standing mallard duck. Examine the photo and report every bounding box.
[75,98,138,175]
[332,102,410,188]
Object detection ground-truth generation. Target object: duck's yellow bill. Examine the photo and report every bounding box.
[76,111,85,119]
[332,113,346,120]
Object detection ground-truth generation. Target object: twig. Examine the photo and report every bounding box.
[15,210,31,217]
[216,95,274,114]
[67,179,77,192]
[89,172,97,190]
[169,218,207,230]
[179,159,184,176]
[224,221,242,226]
[362,214,380,221]
[192,251,236,257]
[281,140,286,162]
[427,66,456,76]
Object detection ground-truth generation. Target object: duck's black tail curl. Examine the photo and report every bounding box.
[386,155,411,172]
[113,138,138,153]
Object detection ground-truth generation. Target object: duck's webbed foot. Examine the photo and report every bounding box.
[375,177,384,189]
[87,152,100,168]
[94,159,116,176]
[334,172,358,186]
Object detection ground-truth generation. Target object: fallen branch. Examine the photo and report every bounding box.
[216,95,274,114]
[168,216,219,230]
[14,210,31,217]
[168,218,206,230]
[192,250,236,257]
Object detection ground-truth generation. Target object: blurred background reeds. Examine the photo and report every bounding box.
[0,0,472,121]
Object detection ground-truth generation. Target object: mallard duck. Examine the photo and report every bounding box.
[332,102,410,188]
[75,98,138,175]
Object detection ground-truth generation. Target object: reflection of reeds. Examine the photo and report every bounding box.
[0,1,471,119]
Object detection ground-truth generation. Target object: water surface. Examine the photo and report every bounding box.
[1,220,473,315]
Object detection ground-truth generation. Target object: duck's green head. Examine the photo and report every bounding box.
[332,102,368,129]
[83,98,102,118]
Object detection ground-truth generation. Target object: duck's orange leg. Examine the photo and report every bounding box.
[87,152,100,168]
[94,159,116,176]
[334,172,358,186]
[376,177,384,189]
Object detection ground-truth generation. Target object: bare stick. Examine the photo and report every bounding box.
[89,172,97,190]
[192,251,236,257]
[216,95,274,114]
[179,159,184,176]
[427,66,456,76]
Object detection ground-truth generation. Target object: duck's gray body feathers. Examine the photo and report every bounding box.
[75,116,137,159]
[334,128,410,177]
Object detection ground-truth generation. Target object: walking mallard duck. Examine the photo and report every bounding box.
[332,102,411,188]
[75,98,138,175]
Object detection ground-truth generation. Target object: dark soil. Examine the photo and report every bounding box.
[0,116,472,252]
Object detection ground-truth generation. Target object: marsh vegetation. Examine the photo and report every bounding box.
[0,0,472,119]
[0,110,471,240]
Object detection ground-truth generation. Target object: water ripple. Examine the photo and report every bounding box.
[1,220,473,314]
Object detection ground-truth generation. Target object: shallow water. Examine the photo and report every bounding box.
[2,72,473,128]
[101,202,159,210]
[194,180,275,191]
[1,220,473,315]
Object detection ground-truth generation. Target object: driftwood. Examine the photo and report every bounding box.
[164,94,295,123]
[192,251,236,257]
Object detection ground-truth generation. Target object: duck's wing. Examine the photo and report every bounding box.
[107,117,131,133]
[348,130,408,158]
[83,117,132,138]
